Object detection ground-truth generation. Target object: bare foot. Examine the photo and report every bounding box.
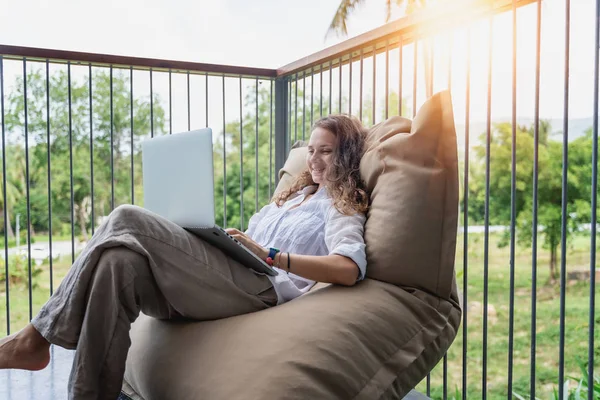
[0,324,51,371]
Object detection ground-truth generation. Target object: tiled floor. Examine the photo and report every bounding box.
[0,345,431,399]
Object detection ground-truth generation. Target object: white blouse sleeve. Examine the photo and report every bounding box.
[245,203,272,238]
[324,207,368,281]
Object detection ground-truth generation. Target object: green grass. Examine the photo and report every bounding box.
[418,232,600,399]
[0,232,598,399]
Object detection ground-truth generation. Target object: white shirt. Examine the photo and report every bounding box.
[245,185,367,305]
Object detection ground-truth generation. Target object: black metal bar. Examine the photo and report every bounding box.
[338,57,342,113]
[206,72,209,128]
[349,54,353,115]
[589,1,599,398]
[295,73,298,143]
[130,67,134,205]
[483,18,493,400]
[443,354,448,399]
[426,374,430,397]
[274,78,289,180]
[320,65,323,118]
[255,77,259,212]
[310,68,314,127]
[360,49,364,121]
[413,41,417,117]
[385,40,389,119]
[558,1,570,397]
[399,37,403,116]
[23,59,33,321]
[89,65,95,236]
[110,67,114,211]
[462,27,471,400]
[150,68,154,138]
[68,63,75,264]
[169,70,172,135]
[372,48,376,125]
[508,1,518,396]
[269,80,273,198]
[289,78,293,148]
[46,61,53,296]
[239,76,244,231]
[303,72,306,141]
[187,71,191,131]
[329,60,333,114]
[530,1,542,397]
[222,75,227,226]
[0,56,9,335]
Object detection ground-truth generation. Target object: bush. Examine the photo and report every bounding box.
[0,254,43,289]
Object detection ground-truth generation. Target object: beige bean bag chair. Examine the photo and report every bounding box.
[121,90,461,399]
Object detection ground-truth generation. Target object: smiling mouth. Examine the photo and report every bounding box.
[312,168,324,173]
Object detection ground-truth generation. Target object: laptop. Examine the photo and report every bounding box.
[141,128,278,277]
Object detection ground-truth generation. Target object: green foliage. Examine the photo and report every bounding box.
[467,121,595,279]
[0,254,43,289]
[1,67,167,239]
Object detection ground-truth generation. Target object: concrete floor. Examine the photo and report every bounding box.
[0,345,431,399]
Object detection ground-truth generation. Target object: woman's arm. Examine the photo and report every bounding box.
[275,252,359,286]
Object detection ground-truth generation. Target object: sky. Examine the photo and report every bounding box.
[1,0,599,129]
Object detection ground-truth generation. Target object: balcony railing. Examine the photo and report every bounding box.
[0,0,597,398]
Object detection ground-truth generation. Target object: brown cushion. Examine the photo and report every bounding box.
[360,91,458,301]
[122,280,460,400]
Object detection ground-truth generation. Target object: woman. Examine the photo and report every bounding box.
[0,114,370,399]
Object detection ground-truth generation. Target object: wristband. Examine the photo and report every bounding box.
[266,247,280,266]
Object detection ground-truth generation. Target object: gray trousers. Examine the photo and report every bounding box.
[31,205,277,400]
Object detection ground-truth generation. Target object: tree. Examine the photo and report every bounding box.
[468,121,595,281]
[2,67,166,240]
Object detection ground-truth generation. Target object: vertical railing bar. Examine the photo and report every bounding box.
[255,77,259,213]
[320,64,324,118]
[589,1,599,397]
[530,1,542,397]
[89,65,95,235]
[45,61,53,296]
[68,63,75,265]
[205,72,209,128]
[462,26,471,400]
[169,70,172,135]
[310,68,314,127]
[222,75,227,227]
[295,73,298,143]
[483,18,493,400]
[508,1,517,397]
[385,40,389,119]
[239,76,244,231]
[360,48,364,121]
[399,37,403,116]
[269,80,273,198]
[130,67,134,205]
[372,46,376,125]
[110,67,115,211]
[426,374,431,397]
[0,56,9,335]
[558,1,570,397]
[329,60,333,114]
[303,72,306,141]
[23,59,33,321]
[349,53,353,115]
[338,57,342,113]
[289,78,292,150]
[150,68,154,138]
[443,354,448,400]
[187,71,191,131]
[413,40,418,117]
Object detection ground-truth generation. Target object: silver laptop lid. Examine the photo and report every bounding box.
[142,129,215,228]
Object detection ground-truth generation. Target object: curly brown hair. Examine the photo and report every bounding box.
[272,114,369,215]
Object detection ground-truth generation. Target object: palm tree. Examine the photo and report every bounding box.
[327,0,435,98]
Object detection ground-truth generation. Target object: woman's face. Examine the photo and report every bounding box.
[307,127,337,186]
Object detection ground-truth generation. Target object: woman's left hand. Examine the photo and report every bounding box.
[224,228,269,260]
